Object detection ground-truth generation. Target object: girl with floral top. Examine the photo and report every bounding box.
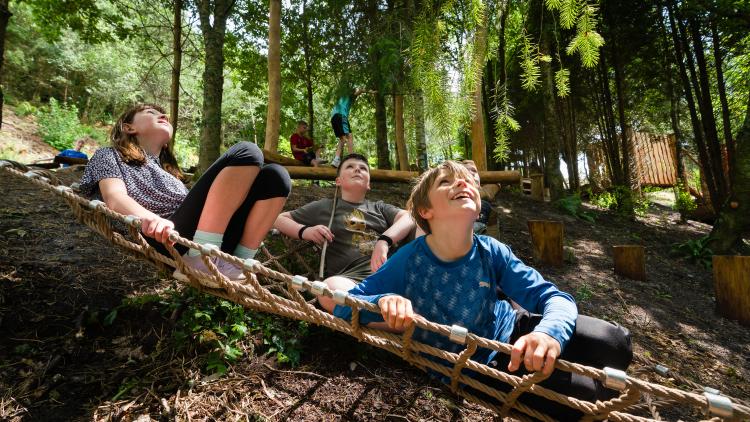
[80,103,291,280]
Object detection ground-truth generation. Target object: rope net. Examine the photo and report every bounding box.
[1,161,747,422]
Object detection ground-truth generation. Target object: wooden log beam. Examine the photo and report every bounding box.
[283,166,521,183]
[263,149,303,166]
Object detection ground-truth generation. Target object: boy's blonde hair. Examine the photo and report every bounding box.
[407,160,477,234]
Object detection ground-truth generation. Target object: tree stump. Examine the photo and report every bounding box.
[527,220,563,266]
[712,255,750,326]
[521,174,544,201]
[612,245,646,281]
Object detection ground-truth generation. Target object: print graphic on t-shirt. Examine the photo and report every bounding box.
[345,209,378,255]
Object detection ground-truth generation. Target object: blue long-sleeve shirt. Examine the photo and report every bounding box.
[333,235,577,365]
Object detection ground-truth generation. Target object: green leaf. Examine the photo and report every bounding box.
[559,0,580,29]
[545,0,563,11]
[555,68,571,97]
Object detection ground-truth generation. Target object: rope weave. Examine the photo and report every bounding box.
[2,161,748,422]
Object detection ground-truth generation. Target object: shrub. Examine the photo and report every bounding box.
[556,194,595,222]
[106,287,309,376]
[589,186,650,217]
[672,236,712,269]
[673,184,697,215]
[589,189,618,210]
[37,98,86,150]
[16,101,37,117]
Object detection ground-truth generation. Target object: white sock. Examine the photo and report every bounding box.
[189,230,223,257]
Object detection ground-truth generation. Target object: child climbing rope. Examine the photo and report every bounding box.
[79,103,291,281]
[330,86,370,167]
[320,160,632,420]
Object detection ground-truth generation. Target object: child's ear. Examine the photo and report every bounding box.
[122,123,136,134]
[335,176,342,187]
[418,206,433,221]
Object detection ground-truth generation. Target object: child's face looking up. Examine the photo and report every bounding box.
[422,169,481,224]
[463,163,481,186]
[128,108,173,146]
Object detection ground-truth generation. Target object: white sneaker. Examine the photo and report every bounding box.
[173,254,246,285]
[331,156,341,168]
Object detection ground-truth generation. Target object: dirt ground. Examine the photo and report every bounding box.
[1,109,749,421]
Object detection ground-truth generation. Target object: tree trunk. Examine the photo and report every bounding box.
[470,15,488,171]
[711,19,734,180]
[666,55,687,186]
[659,16,688,191]
[0,0,12,129]
[415,91,428,172]
[540,28,565,200]
[707,90,750,254]
[598,56,624,185]
[264,0,282,152]
[394,94,408,171]
[483,68,497,170]
[197,0,233,173]
[612,47,632,188]
[170,0,183,145]
[301,0,314,140]
[666,1,720,211]
[690,17,727,204]
[374,92,390,169]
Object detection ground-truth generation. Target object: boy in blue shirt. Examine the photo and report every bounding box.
[320,160,632,419]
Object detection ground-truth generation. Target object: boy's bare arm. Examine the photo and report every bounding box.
[274,212,334,245]
[370,210,416,272]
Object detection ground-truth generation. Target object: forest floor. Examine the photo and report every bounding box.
[1,107,749,421]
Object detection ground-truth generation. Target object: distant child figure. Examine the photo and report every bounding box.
[321,161,632,419]
[290,120,325,167]
[56,139,89,166]
[461,159,493,233]
[330,87,365,167]
[80,103,291,281]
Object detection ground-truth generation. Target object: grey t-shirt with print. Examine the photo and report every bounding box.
[79,147,188,217]
[290,198,402,276]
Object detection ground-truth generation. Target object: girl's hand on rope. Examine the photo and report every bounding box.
[377,295,414,332]
[141,215,175,245]
[302,225,334,245]
[508,332,561,376]
[370,241,389,272]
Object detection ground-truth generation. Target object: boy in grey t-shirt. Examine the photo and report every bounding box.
[274,154,415,281]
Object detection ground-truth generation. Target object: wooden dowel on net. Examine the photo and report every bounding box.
[712,255,750,327]
[612,245,646,281]
[527,220,563,267]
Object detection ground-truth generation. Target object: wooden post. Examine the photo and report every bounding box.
[527,220,564,266]
[612,245,646,281]
[713,255,750,326]
[521,174,544,201]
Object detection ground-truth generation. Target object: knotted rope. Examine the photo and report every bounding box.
[1,160,748,422]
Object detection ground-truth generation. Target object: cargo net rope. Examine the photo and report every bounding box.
[1,161,748,422]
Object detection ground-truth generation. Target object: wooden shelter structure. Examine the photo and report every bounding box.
[586,132,679,188]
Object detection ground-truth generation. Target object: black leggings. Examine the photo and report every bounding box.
[149,142,291,257]
[476,312,632,420]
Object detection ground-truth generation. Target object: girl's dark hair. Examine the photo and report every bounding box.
[110,103,184,180]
